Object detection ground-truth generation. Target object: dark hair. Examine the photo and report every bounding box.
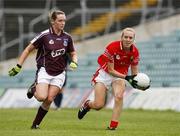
[49,9,65,22]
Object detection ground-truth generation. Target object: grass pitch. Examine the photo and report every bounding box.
[0,108,179,136]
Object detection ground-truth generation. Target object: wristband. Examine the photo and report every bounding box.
[17,64,22,68]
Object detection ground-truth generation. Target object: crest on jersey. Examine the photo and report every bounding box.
[130,56,134,62]
[116,55,120,60]
[63,39,68,46]
[49,39,54,45]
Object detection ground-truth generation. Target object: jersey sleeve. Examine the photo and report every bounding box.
[102,43,115,63]
[67,36,75,53]
[97,42,115,67]
[131,49,140,66]
[30,33,43,49]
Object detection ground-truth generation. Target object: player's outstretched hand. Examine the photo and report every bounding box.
[69,61,78,70]
[125,75,138,88]
[8,64,22,76]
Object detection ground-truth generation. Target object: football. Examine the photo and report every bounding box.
[134,73,151,91]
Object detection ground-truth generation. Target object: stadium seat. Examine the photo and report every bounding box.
[137,30,180,87]
[0,29,180,89]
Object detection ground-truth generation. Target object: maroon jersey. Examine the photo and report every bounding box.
[30,27,75,76]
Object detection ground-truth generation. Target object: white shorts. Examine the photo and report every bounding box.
[92,68,123,90]
[37,67,66,89]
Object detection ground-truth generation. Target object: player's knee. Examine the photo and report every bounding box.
[36,96,46,102]
[114,94,123,102]
[36,97,45,102]
[44,97,54,104]
[94,102,104,110]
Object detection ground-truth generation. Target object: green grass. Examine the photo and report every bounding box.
[0,108,180,136]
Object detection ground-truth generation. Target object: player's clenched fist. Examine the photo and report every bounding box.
[69,61,78,70]
[8,64,22,76]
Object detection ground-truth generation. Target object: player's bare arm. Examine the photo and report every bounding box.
[17,43,36,66]
[69,51,78,70]
[8,43,36,76]
[107,62,138,88]
[131,65,138,75]
[69,51,78,64]
[107,62,126,79]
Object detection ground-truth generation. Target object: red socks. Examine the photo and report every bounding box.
[109,120,119,128]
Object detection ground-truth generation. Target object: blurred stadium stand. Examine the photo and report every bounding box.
[1,0,180,60]
[71,0,158,39]
[138,29,180,87]
[0,29,180,88]
[0,0,180,89]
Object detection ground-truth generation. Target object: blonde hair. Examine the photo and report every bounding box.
[121,27,136,39]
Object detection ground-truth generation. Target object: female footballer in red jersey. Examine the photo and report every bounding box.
[78,28,149,130]
[8,10,78,129]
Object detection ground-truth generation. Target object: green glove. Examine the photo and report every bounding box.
[69,61,78,70]
[8,64,22,76]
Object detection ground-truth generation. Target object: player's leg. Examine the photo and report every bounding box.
[27,83,49,101]
[31,69,65,129]
[53,73,66,109]
[31,83,49,129]
[43,85,61,109]
[27,82,36,99]
[88,82,107,109]
[34,83,49,101]
[78,68,110,119]
[78,82,107,119]
[50,71,65,109]
[27,67,47,99]
[107,79,125,130]
[31,85,61,129]
[53,92,63,109]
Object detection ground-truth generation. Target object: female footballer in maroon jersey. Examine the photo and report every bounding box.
[8,10,78,129]
[78,28,149,130]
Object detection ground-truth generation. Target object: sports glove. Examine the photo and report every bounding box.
[125,75,138,88]
[8,64,22,76]
[69,61,78,70]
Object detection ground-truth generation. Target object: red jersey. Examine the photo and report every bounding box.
[98,41,139,75]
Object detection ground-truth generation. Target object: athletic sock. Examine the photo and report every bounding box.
[110,120,119,128]
[32,106,48,126]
